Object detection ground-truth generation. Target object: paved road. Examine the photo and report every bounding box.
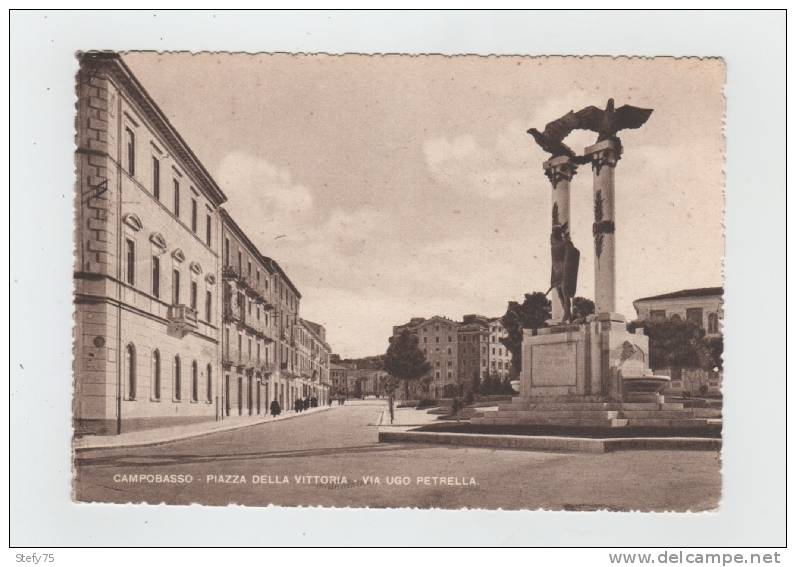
[74,402,721,511]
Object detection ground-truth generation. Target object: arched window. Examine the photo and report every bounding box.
[174,356,182,401]
[206,364,213,402]
[152,349,161,400]
[125,343,136,400]
[125,127,136,176]
[191,361,199,402]
[708,313,719,334]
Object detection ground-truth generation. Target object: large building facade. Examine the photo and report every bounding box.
[74,53,227,434]
[266,258,302,411]
[220,210,278,418]
[74,53,334,435]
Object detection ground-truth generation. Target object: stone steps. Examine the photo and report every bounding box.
[467,396,721,430]
[471,416,627,427]
[620,410,695,419]
[623,418,712,428]
[484,409,620,419]
[496,401,686,412]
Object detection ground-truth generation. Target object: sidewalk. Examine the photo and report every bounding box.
[73,405,335,451]
[376,406,443,428]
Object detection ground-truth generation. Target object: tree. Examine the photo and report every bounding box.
[500,292,551,377]
[384,330,432,400]
[704,336,723,371]
[629,319,712,370]
[572,296,595,320]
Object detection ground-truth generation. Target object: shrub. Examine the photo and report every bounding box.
[416,398,439,409]
[451,398,461,416]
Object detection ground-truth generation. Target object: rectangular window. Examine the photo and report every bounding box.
[206,213,212,246]
[173,179,180,217]
[686,308,704,328]
[125,239,135,285]
[152,157,160,200]
[205,291,212,322]
[650,309,667,322]
[224,237,230,264]
[248,261,252,276]
[238,250,242,270]
[172,269,180,304]
[125,127,135,176]
[191,198,198,233]
[152,256,160,298]
[190,281,198,310]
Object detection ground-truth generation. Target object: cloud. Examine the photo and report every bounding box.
[423,126,536,201]
[216,151,315,240]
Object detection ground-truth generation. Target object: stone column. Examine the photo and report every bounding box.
[543,155,577,323]
[585,139,621,315]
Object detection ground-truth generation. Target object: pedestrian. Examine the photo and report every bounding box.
[270,400,281,417]
[303,396,310,411]
[388,393,395,425]
[294,398,301,413]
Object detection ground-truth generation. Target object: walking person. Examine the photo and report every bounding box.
[270,399,281,417]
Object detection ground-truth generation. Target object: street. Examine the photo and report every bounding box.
[74,401,721,511]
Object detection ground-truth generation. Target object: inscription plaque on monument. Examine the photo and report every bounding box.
[531,342,578,386]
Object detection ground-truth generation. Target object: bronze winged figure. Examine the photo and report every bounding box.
[575,98,653,144]
[527,110,581,158]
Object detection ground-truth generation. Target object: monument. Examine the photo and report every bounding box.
[472,100,714,429]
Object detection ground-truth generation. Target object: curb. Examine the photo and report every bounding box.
[74,406,335,452]
[378,430,721,454]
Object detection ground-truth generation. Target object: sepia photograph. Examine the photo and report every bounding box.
[72,52,725,512]
[8,8,787,552]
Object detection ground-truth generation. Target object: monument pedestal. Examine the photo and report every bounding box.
[470,314,717,430]
[520,312,648,402]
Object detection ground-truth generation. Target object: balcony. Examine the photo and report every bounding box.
[168,304,198,336]
[222,265,240,280]
[223,295,247,326]
[259,361,277,375]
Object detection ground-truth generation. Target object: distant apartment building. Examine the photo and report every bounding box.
[74,52,226,434]
[299,318,332,404]
[220,209,277,418]
[328,362,386,398]
[633,287,723,337]
[458,315,489,390]
[330,361,355,397]
[391,313,512,399]
[487,317,512,380]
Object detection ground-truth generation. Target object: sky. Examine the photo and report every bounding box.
[123,53,725,359]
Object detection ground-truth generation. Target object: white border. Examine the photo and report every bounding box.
[8,9,787,546]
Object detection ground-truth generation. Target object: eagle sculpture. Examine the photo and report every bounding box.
[527,110,581,158]
[575,98,654,143]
